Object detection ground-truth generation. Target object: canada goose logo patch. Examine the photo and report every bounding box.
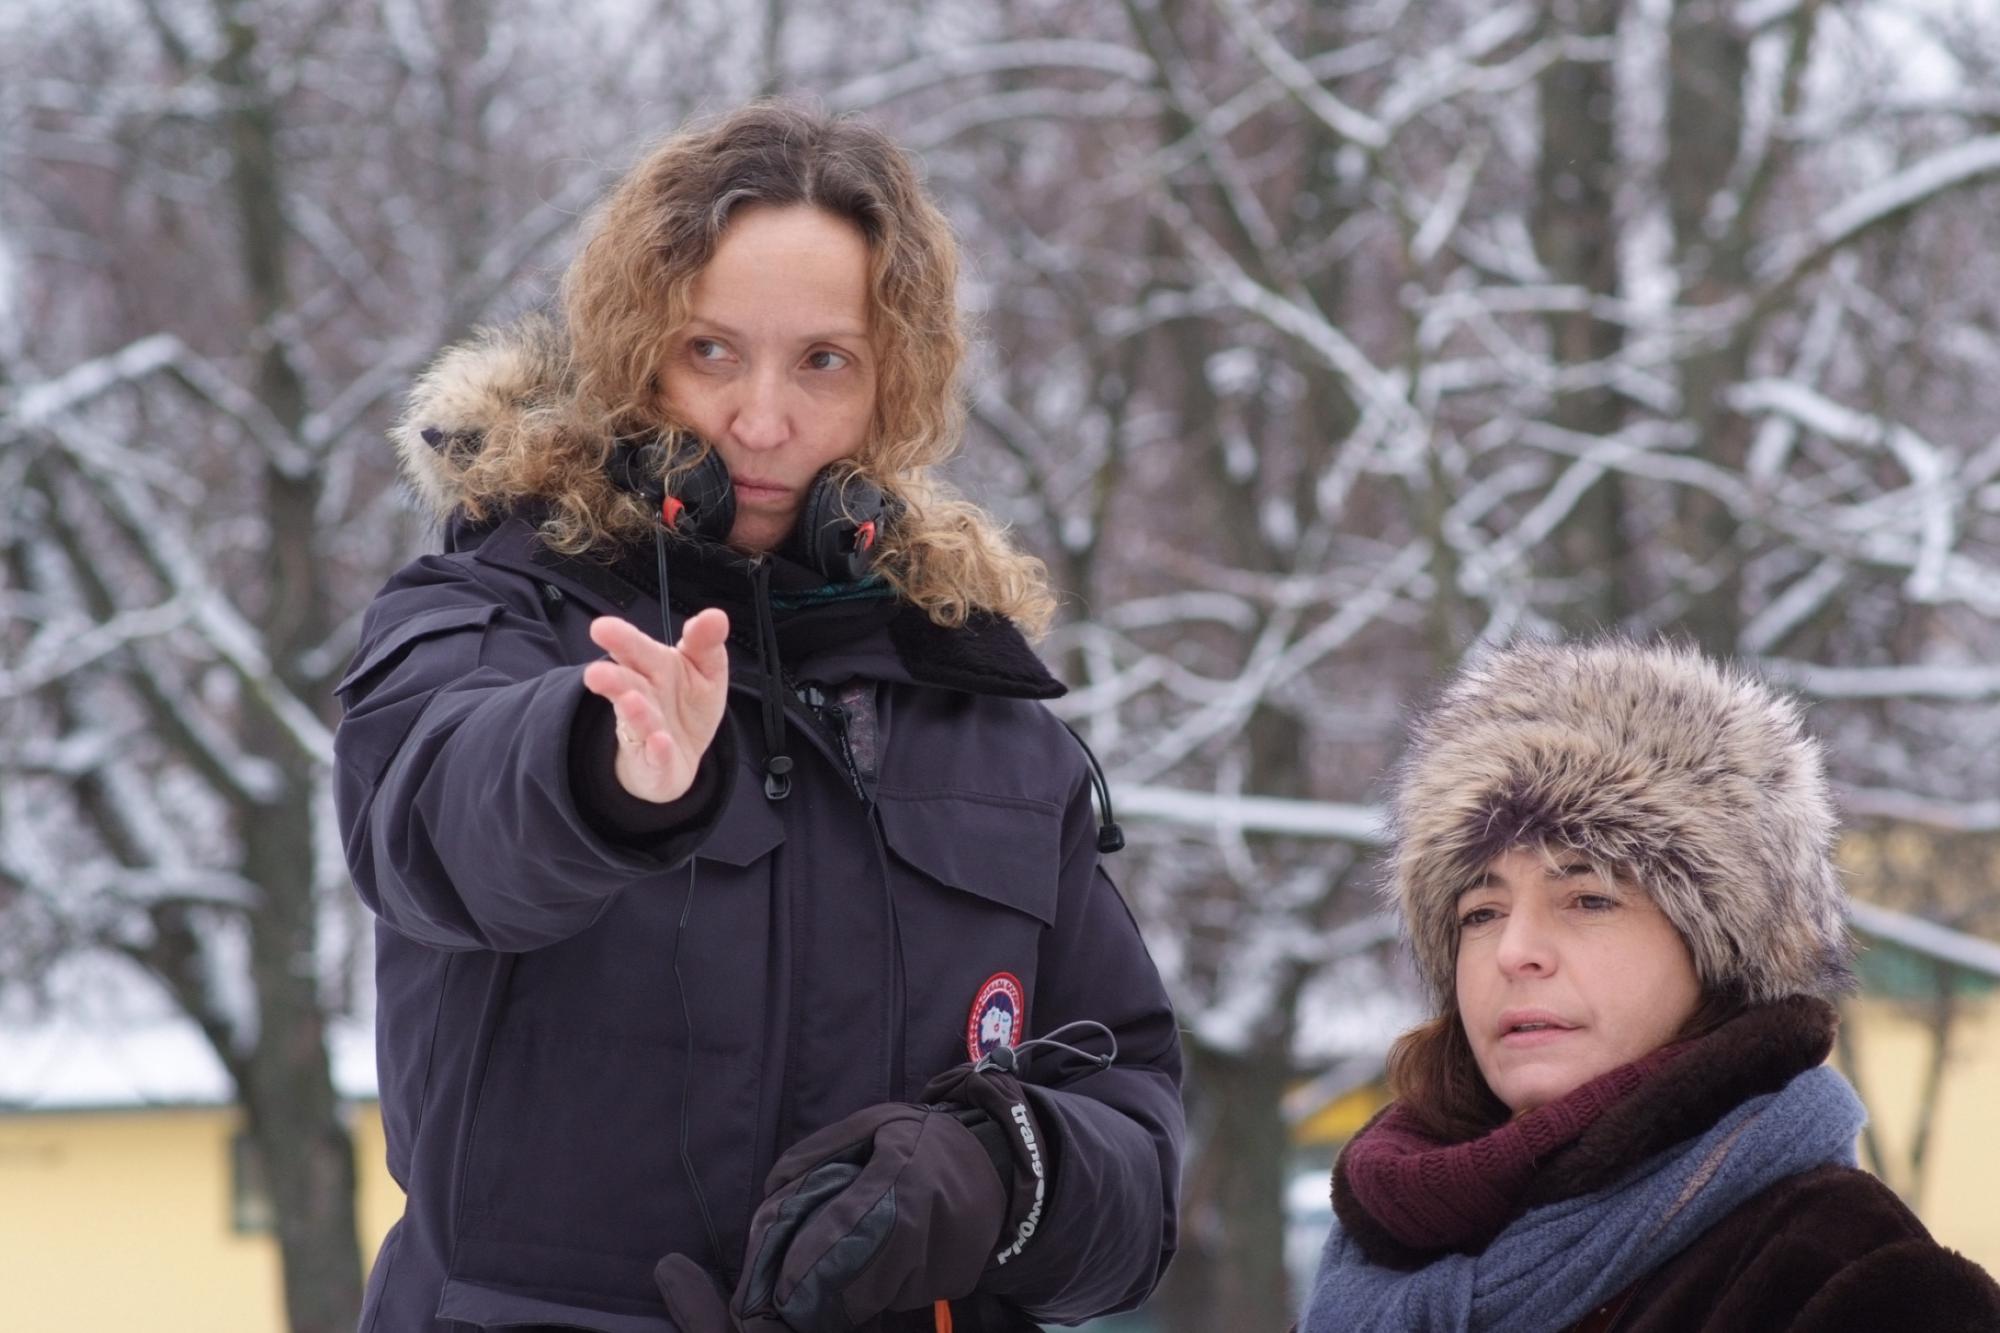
[967,973,1026,1063]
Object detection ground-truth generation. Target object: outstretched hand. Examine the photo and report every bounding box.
[582,608,731,804]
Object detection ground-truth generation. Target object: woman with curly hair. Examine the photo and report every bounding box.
[1300,638,2000,1332]
[334,103,1182,1333]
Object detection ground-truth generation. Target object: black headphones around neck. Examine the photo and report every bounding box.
[608,434,890,583]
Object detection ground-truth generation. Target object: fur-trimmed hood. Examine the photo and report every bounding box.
[1388,638,1852,1009]
[390,317,575,521]
[384,318,1061,635]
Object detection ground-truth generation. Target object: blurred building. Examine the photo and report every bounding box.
[0,958,395,1332]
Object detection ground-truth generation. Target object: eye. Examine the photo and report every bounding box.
[689,337,729,362]
[1458,906,1500,930]
[804,348,850,371]
[1572,893,1618,912]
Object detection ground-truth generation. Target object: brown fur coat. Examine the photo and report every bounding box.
[1568,1162,2000,1331]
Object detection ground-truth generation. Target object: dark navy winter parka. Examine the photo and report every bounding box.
[332,332,1184,1333]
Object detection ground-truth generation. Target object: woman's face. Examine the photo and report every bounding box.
[660,204,877,554]
[1454,846,1701,1116]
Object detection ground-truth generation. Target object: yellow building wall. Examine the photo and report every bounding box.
[1834,993,2000,1272]
[0,1102,403,1333]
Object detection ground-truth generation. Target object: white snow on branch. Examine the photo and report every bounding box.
[1117,784,1385,842]
[1738,558,1848,656]
[0,953,376,1111]
[828,39,1158,110]
[46,425,334,769]
[1730,379,1956,600]
[1745,261,1854,485]
[1211,0,1388,148]
[0,728,124,778]
[0,596,191,698]
[1836,786,2000,832]
[1123,541,1432,783]
[1736,0,1804,29]
[8,335,179,425]
[904,85,1162,150]
[1759,658,2000,701]
[1849,901,2000,981]
[1168,203,1419,436]
[1412,139,1487,265]
[1377,5,1550,134]
[9,334,313,479]
[1755,135,2000,292]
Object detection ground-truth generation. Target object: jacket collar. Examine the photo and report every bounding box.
[463,515,1065,701]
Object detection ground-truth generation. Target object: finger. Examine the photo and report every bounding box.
[581,659,652,704]
[589,615,675,681]
[741,1161,865,1316]
[654,1254,736,1333]
[610,687,672,749]
[671,610,731,689]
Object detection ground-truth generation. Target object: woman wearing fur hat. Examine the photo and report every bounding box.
[1301,639,2000,1332]
[332,103,1182,1333]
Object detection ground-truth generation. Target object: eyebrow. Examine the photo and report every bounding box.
[1459,861,1598,896]
[684,317,870,344]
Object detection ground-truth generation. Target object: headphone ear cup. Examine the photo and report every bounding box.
[671,447,736,545]
[784,470,888,582]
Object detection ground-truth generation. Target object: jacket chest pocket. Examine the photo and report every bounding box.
[875,790,1061,1081]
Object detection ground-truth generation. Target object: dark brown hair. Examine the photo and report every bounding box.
[1385,986,1750,1142]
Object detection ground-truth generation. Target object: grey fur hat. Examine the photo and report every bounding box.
[1388,637,1853,1011]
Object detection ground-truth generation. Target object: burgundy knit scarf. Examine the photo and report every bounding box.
[1338,1043,1688,1255]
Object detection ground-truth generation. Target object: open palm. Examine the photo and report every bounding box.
[581,608,731,804]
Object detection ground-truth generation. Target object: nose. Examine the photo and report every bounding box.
[1493,903,1556,977]
[725,366,792,452]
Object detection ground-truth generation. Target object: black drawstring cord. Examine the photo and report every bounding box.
[749,562,793,800]
[671,861,728,1277]
[654,526,676,643]
[1059,721,1125,853]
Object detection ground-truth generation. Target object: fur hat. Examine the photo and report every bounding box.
[1388,637,1853,1011]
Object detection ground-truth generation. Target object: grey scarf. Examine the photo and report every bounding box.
[1301,1064,1866,1332]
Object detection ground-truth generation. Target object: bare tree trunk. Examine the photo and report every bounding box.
[214,6,363,1326]
[1904,963,1959,1213]
[1160,1035,1300,1333]
[1537,0,1632,630]
[1833,1001,1893,1188]
[1665,0,1754,651]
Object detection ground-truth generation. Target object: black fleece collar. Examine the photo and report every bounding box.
[462,514,1065,700]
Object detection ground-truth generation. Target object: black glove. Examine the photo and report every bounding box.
[918,1062,1051,1272]
[654,1063,1051,1333]
[653,1253,746,1333]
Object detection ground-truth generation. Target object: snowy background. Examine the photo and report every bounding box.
[6,0,2000,1329]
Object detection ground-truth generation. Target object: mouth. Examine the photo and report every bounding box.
[731,476,793,502]
[1496,1012,1580,1046]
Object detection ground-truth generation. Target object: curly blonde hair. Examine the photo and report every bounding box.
[438,101,1054,633]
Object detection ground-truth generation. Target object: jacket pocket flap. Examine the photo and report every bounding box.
[692,756,786,866]
[877,791,1062,925]
[435,1277,676,1332]
[336,602,505,698]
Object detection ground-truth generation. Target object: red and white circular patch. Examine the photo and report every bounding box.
[966,972,1027,1063]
